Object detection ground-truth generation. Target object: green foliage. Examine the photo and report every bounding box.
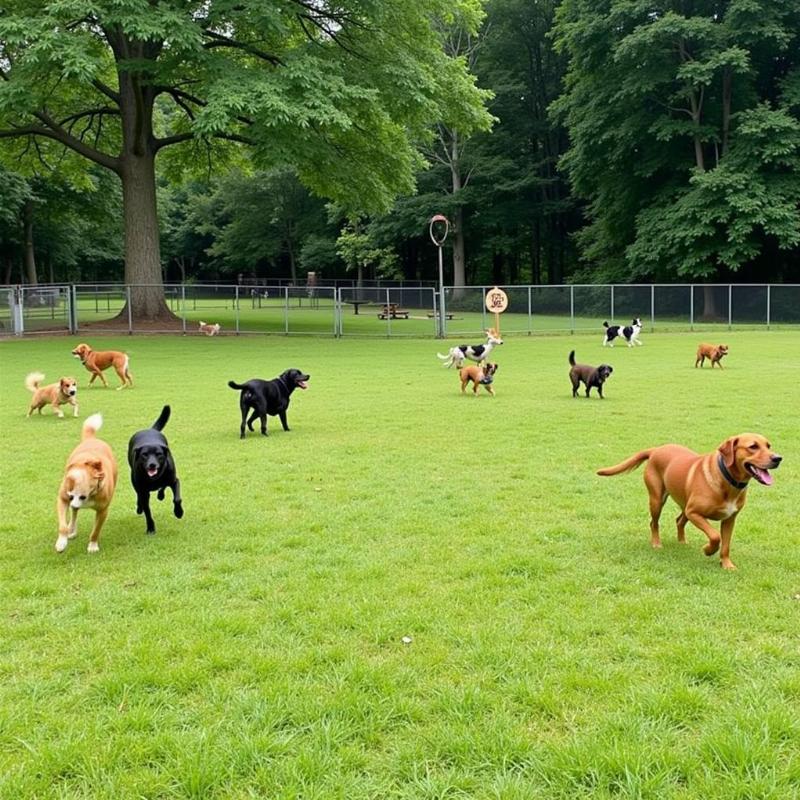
[552,0,800,281]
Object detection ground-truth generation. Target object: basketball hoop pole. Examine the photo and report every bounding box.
[429,215,449,338]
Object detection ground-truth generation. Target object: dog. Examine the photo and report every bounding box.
[597,434,781,570]
[695,343,728,369]
[568,351,613,398]
[55,413,118,553]
[198,321,221,336]
[25,372,78,418]
[602,318,643,347]
[228,368,310,438]
[71,343,134,389]
[437,328,503,368]
[127,405,183,535]
[460,362,498,396]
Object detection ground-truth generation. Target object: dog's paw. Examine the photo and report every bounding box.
[55,535,69,552]
[174,502,184,519]
[157,488,166,501]
[87,541,99,553]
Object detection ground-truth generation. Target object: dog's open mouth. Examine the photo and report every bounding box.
[745,463,774,486]
[297,380,309,389]
[147,466,159,477]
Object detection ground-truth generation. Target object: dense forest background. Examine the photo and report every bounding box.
[2,0,799,289]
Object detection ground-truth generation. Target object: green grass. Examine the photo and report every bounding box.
[1,331,799,799]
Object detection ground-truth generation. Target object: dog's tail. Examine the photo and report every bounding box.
[152,405,170,431]
[82,413,103,440]
[25,371,45,392]
[199,321,206,326]
[228,380,248,390]
[436,352,450,361]
[568,350,576,366]
[596,450,652,477]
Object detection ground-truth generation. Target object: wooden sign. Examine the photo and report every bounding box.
[485,286,508,334]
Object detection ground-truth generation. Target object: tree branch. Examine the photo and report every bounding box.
[202,30,284,65]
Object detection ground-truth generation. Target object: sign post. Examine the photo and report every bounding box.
[429,214,449,338]
[485,286,509,334]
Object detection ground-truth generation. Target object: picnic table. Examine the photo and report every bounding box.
[378,303,409,320]
[427,312,455,320]
[343,299,371,315]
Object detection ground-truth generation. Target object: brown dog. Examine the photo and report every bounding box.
[55,413,118,553]
[460,362,498,395]
[198,321,221,336]
[569,351,613,399]
[597,434,781,569]
[25,372,78,418]
[71,343,133,389]
[695,343,729,368]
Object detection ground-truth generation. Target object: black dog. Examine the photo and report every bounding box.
[127,405,183,534]
[569,351,613,399]
[602,317,643,347]
[228,368,310,438]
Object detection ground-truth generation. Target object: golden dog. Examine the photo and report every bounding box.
[198,321,221,336]
[695,343,729,368]
[459,362,498,395]
[71,343,133,389]
[25,372,78,418]
[597,434,781,569]
[55,413,118,553]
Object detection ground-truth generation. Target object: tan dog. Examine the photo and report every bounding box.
[695,343,729,368]
[55,413,118,553]
[597,434,781,569]
[198,320,221,336]
[460,362,498,395]
[71,343,133,389]
[25,372,78,418]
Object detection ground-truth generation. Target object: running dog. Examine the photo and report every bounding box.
[568,351,613,399]
[228,368,310,438]
[128,405,183,535]
[597,434,781,570]
[602,318,643,347]
[55,413,118,553]
[437,328,503,369]
[25,372,78,418]
[460,362,498,396]
[198,321,221,336]
[71,343,134,389]
[695,343,728,368]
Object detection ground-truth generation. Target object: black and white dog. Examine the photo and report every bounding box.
[437,328,503,368]
[602,318,643,347]
[127,405,183,534]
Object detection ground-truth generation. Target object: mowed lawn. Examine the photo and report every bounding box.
[1,331,799,800]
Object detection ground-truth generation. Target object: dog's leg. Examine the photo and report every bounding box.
[87,507,108,553]
[138,492,156,534]
[675,512,688,543]
[260,414,268,436]
[718,516,737,570]
[97,371,109,388]
[71,398,78,417]
[246,409,260,433]
[597,383,605,399]
[279,410,290,432]
[55,496,74,552]
[684,507,721,557]
[171,478,184,519]
[52,401,64,418]
[644,468,667,549]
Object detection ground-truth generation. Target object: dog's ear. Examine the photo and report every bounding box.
[717,437,739,469]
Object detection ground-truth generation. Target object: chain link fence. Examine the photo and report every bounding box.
[1,282,799,337]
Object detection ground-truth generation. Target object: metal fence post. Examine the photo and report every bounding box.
[335,288,342,337]
[235,285,240,335]
[284,287,289,335]
[610,284,615,321]
[650,285,655,331]
[728,284,732,330]
[441,286,447,338]
[690,285,694,331]
[181,284,186,335]
[570,285,575,334]
[13,286,23,336]
[126,286,133,334]
[70,285,78,333]
[385,288,391,338]
[527,285,532,335]
[767,284,771,330]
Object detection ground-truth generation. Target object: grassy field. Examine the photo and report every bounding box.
[1,330,799,799]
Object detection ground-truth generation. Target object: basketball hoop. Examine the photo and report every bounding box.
[429,214,449,247]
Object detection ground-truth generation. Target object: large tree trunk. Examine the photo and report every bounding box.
[450,135,466,299]
[23,200,38,286]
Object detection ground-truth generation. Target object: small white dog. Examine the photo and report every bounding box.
[198,321,221,336]
[437,328,503,369]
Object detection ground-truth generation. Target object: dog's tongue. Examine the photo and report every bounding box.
[298,381,308,389]
[751,466,773,486]
[147,466,159,477]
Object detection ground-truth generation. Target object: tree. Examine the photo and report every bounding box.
[551,0,800,292]
[0,0,492,320]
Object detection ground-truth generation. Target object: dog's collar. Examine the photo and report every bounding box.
[717,455,749,490]
[479,375,493,384]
